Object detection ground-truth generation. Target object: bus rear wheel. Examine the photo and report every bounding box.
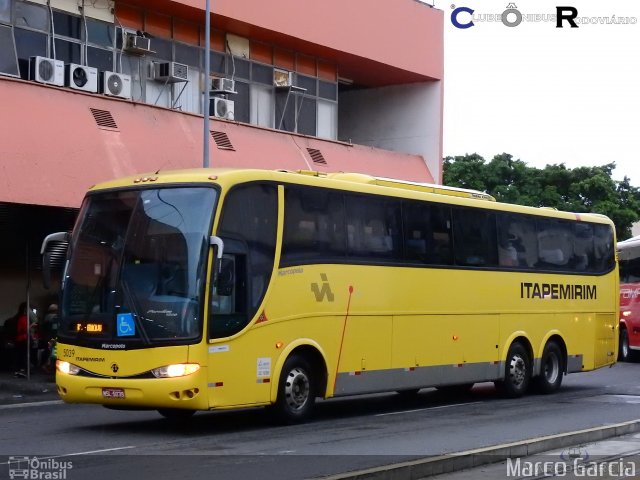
[496,342,531,398]
[533,341,564,394]
[619,328,633,362]
[274,354,315,424]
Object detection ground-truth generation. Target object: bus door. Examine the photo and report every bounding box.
[206,183,278,408]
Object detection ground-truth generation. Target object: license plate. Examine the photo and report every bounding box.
[102,388,125,399]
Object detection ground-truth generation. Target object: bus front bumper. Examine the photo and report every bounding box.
[56,369,209,410]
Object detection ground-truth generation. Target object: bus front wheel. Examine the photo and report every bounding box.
[496,343,531,398]
[533,341,564,394]
[274,354,315,423]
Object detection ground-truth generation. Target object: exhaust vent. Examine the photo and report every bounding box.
[210,131,235,151]
[90,108,118,129]
[307,148,326,165]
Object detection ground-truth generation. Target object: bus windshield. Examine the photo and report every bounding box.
[60,187,217,346]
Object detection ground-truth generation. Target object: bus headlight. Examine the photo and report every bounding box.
[151,363,200,378]
[56,360,80,375]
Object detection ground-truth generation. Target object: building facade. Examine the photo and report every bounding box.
[0,0,443,324]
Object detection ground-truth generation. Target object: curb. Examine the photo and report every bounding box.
[321,419,640,480]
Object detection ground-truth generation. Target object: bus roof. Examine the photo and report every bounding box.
[89,167,613,225]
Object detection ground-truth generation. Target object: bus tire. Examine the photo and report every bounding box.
[619,328,631,362]
[533,341,564,394]
[157,408,196,420]
[497,342,531,398]
[274,354,315,424]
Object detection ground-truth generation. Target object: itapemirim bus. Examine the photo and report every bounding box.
[42,169,618,422]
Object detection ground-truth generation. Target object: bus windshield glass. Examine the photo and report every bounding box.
[60,187,217,345]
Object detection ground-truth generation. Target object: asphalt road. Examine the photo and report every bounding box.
[1,362,640,480]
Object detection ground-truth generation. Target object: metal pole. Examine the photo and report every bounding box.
[203,0,211,168]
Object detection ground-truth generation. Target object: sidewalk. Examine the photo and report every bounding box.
[0,369,58,405]
[324,420,640,480]
[429,432,640,479]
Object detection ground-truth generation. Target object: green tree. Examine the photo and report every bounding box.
[443,153,640,240]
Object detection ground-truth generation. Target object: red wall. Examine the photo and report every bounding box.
[0,78,433,208]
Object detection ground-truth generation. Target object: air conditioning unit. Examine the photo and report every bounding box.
[29,56,64,86]
[211,97,234,120]
[65,64,98,93]
[124,33,152,55]
[274,69,293,88]
[153,61,188,83]
[101,71,132,99]
[211,77,235,94]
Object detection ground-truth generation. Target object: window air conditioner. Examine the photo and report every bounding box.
[274,69,293,88]
[65,64,98,93]
[153,61,188,83]
[211,77,235,94]
[101,71,132,99]
[29,56,64,86]
[211,97,234,120]
[124,33,152,54]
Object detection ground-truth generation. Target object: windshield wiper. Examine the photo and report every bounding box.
[121,280,151,346]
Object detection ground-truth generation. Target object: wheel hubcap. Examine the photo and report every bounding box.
[284,367,310,411]
[622,335,629,357]
[543,352,559,384]
[509,354,526,388]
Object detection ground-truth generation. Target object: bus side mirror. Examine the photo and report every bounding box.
[41,231,70,290]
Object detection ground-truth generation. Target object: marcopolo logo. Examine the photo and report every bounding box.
[311,273,334,302]
[450,4,637,29]
[8,456,73,479]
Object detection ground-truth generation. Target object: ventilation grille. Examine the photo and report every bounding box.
[210,131,235,151]
[307,148,326,165]
[90,108,118,129]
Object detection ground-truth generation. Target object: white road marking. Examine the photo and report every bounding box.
[0,400,63,410]
[375,401,481,417]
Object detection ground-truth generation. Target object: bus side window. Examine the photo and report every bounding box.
[281,186,346,264]
[452,208,497,267]
[593,224,615,272]
[496,214,537,268]
[345,194,401,261]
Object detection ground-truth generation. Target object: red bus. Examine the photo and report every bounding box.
[618,236,640,361]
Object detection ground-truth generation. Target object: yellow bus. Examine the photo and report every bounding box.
[43,168,618,422]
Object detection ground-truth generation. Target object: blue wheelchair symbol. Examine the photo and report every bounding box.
[117,313,136,337]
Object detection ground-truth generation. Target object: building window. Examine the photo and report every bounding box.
[317,99,337,140]
[14,27,46,78]
[86,46,112,72]
[0,0,10,23]
[85,17,113,48]
[53,37,80,64]
[297,97,316,136]
[250,83,274,127]
[0,24,19,77]
[14,1,48,30]
[52,10,81,39]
